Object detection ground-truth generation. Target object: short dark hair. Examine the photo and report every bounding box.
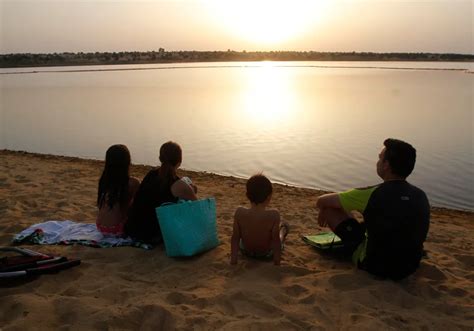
[159,141,182,167]
[383,138,416,178]
[246,174,273,204]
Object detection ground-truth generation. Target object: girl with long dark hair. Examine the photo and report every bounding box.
[125,141,197,242]
[97,144,140,236]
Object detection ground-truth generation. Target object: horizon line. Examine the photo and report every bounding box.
[2,50,474,56]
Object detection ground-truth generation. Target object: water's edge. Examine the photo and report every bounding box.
[3,149,472,213]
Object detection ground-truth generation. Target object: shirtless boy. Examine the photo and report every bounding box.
[230,174,289,266]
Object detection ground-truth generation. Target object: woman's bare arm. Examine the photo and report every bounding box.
[171,179,198,201]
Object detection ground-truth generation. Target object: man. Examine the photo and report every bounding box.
[316,138,430,280]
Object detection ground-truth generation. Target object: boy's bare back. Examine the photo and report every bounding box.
[231,174,284,265]
[231,205,283,265]
[234,206,280,253]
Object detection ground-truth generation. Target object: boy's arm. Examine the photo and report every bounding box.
[230,210,241,265]
[271,213,282,266]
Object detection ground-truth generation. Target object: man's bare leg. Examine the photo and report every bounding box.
[318,207,355,232]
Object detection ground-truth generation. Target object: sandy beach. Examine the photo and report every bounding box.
[0,149,473,330]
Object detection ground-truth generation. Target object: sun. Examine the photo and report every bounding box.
[207,0,329,46]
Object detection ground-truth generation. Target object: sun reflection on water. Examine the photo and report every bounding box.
[241,63,297,127]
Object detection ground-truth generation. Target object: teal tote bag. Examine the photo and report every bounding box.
[155,198,219,257]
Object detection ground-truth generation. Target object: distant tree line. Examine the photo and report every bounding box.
[0,50,473,68]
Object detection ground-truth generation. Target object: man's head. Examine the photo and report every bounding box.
[246,174,273,205]
[377,138,417,180]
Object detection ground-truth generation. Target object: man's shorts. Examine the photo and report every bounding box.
[334,218,366,254]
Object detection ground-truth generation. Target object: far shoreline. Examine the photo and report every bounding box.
[1,50,473,69]
[2,148,473,215]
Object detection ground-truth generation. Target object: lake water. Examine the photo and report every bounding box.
[1,61,473,211]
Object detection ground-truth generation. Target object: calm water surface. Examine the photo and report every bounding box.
[1,62,473,210]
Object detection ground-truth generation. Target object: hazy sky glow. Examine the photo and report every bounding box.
[0,0,472,54]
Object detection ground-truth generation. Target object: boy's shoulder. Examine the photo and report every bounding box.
[234,206,280,221]
[234,206,248,217]
[264,208,280,220]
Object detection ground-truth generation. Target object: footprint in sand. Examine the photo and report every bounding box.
[53,297,81,325]
[226,291,284,317]
[166,291,195,305]
[55,200,69,208]
[140,305,175,329]
[417,262,447,281]
[298,293,316,304]
[0,300,26,324]
[5,224,25,233]
[279,265,313,277]
[30,210,49,218]
[454,254,474,268]
[447,287,468,297]
[0,177,12,187]
[117,304,175,330]
[184,316,208,329]
[284,284,309,297]
[14,175,31,184]
[0,200,9,212]
[19,199,38,209]
[411,282,442,300]
[328,272,372,291]
[191,297,209,309]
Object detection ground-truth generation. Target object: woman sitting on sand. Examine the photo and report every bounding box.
[124,141,197,243]
[97,144,140,237]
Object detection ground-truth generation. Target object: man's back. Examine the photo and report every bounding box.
[363,180,430,279]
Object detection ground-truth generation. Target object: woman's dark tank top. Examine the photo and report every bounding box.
[124,168,179,242]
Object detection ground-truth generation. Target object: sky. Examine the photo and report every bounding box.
[0,0,472,54]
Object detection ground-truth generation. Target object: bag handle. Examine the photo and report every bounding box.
[159,197,215,208]
[159,199,187,208]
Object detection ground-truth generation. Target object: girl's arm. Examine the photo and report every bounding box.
[128,177,141,200]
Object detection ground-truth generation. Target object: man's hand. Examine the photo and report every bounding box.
[317,210,328,227]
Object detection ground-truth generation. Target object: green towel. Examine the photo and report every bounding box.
[301,232,344,250]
